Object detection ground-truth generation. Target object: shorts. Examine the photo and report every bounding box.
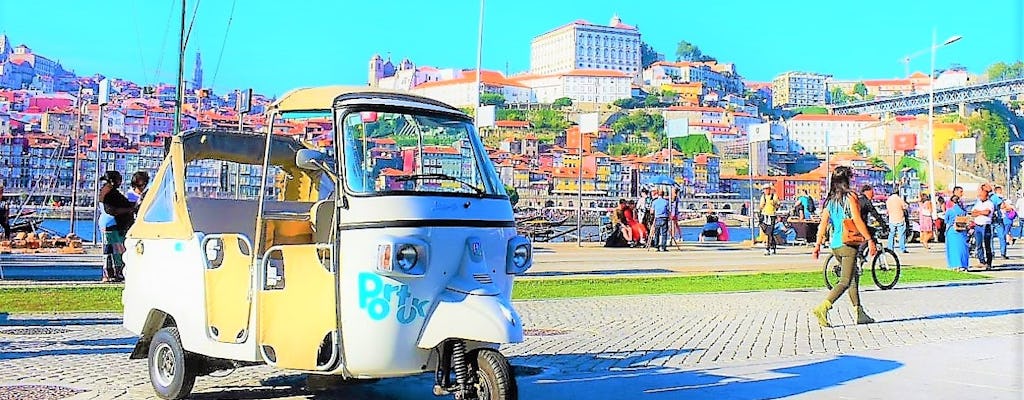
[103,229,125,254]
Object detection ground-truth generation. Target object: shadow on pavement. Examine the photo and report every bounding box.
[0,313,122,327]
[888,280,1002,291]
[881,308,1024,324]
[0,337,136,360]
[183,350,902,400]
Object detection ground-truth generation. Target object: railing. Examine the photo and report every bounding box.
[831,77,1024,115]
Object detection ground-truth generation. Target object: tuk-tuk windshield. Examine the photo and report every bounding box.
[340,110,504,197]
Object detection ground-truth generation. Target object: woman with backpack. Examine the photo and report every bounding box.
[811,166,877,327]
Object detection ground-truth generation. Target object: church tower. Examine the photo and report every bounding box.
[368,53,383,87]
[192,51,203,91]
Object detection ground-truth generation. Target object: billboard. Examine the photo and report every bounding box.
[666,118,689,138]
[1009,141,1024,177]
[749,123,771,143]
[893,132,917,152]
[477,105,496,128]
[578,113,600,134]
[952,138,976,154]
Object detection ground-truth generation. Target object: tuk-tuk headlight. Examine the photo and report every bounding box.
[512,245,530,268]
[506,236,533,275]
[396,244,418,272]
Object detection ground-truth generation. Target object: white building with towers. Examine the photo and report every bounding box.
[528,14,642,81]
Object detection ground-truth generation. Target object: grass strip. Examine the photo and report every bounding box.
[512,267,987,300]
[0,268,987,312]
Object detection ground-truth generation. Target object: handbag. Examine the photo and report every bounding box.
[841,196,866,246]
[954,215,971,231]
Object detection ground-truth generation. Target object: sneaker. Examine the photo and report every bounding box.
[764,250,771,256]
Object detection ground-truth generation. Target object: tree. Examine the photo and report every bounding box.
[552,97,573,107]
[640,41,661,69]
[613,98,639,109]
[793,106,829,115]
[480,93,505,106]
[608,142,650,156]
[673,134,714,157]
[966,109,1011,163]
[829,87,851,105]
[643,95,662,108]
[853,82,868,97]
[868,156,888,168]
[986,61,1024,81]
[496,109,526,121]
[675,40,703,62]
[528,109,569,131]
[504,185,519,207]
[851,140,871,157]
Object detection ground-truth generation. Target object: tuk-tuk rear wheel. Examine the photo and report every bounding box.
[147,327,198,400]
[471,349,517,400]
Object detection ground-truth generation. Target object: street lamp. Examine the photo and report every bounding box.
[926,31,962,214]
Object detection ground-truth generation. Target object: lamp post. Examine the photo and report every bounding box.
[926,31,962,213]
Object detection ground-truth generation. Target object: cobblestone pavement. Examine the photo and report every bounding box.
[1,277,1022,399]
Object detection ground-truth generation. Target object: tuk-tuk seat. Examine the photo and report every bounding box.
[187,197,259,241]
[310,200,335,244]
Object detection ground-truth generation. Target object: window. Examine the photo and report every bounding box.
[143,169,176,223]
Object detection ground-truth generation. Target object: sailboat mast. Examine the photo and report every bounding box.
[173,0,186,136]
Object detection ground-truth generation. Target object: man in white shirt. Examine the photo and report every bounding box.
[886,190,909,253]
[972,189,995,269]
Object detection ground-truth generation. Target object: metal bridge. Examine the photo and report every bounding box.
[830,78,1024,115]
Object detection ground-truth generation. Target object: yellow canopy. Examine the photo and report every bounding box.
[269,86,407,114]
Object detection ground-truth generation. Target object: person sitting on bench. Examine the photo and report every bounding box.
[700,215,722,242]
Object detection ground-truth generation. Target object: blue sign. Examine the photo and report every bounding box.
[358,272,430,324]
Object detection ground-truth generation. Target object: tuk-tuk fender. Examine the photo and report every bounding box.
[417,289,522,349]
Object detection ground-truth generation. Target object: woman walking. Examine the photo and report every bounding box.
[98,171,135,282]
[944,195,970,271]
[812,166,876,327]
[918,194,934,249]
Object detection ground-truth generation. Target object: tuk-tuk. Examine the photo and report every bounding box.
[122,86,532,399]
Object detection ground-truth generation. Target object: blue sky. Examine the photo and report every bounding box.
[1,0,1021,97]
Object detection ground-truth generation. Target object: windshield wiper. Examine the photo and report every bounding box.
[394,173,486,195]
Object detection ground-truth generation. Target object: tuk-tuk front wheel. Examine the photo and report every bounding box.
[148,327,198,400]
[471,349,517,400]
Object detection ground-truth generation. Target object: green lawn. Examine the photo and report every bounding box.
[0,268,986,313]
[511,267,986,300]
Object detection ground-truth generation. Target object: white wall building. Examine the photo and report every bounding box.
[643,61,744,94]
[530,15,642,81]
[772,71,830,108]
[784,114,884,154]
[411,70,532,108]
[514,69,631,104]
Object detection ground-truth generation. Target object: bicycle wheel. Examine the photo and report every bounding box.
[823,254,842,290]
[871,248,901,290]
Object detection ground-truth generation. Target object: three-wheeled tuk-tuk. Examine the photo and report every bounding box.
[123,87,533,399]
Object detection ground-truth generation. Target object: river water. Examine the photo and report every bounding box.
[38,220,798,244]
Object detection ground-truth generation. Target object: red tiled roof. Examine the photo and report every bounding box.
[559,69,629,78]
[422,145,461,155]
[415,70,528,89]
[862,79,912,86]
[496,120,529,128]
[790,114,878,122]
[667,105,727,113]
[380,167,409,177]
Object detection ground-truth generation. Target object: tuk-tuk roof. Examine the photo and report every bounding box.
[177,128,310,168]
[268,85,462,114]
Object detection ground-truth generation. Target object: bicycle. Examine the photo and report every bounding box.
[823,229,902,290]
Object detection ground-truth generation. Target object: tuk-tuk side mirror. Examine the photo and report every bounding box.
[296,149,328,171]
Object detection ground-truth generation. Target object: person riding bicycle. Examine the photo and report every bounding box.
[858,185,888,261]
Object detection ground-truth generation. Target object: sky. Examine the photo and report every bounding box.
[1,0,1022,97]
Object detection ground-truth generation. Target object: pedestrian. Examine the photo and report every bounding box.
[797,189,815,219]
[614,199,633,244]
[858,185,887,262]
[886,188,909,253]
[624,199,646,247]
[944,195,970,272]
[1016,191,1024,243]
[990,185,1009,259]
[700,214,721,242]
[759,184,780,255]
[918,193,934,250]
[670,188,683,241]
[812,166,877,327]
[126,171,150,212]
[650,189,670,252]
[98,171,135,282]
[935,194,947,243]
[0,185,10,240]
[740,202,749,217]
[971,188,995,270]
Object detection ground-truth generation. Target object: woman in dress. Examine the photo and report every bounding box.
[625,200,647,246]
[943,195,970,272]
[918,194,934,250]
[812,166,876,327]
